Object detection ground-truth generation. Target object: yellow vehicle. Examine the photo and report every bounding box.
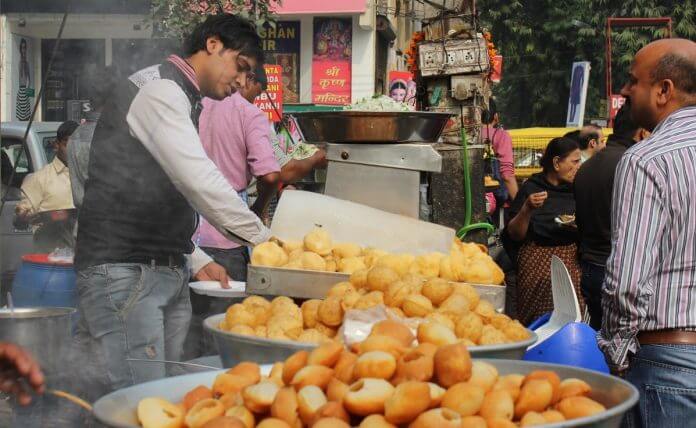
[508,127,612,178]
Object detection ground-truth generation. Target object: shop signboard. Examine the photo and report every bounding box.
[259,22,301,104]
[254,65,283,122]
[609,94,626,121]
[312,18,352,105]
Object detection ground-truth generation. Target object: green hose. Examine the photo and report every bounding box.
[456,127,495,240]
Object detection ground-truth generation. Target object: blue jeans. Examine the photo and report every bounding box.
[624,344,696,427]
[75,263,191,391]
[580,261,605,330]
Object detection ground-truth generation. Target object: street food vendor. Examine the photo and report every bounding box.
[74,14,271,391]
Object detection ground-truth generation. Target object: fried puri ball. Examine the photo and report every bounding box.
[393,348,434,384]
[267,315,303,340]
[558,378,592,400]
[350,269,369,289]
[519,411,547,427]
[242,295,271,311]
[312,402,351,425]
[304,227,333,256]
[333,351,358,384]
[489,313,513,330]
[183,385,214,411]
[327,282,357,299]
[318,295,345,327]
[514,379,554,419]
[417,321,457,346]
[492,374,525,401]
[426,382,446,408]
[455,312,484,342]
[441,383,486,417]
[227,362,261,385]
[369,319,415,347]
[297,385,328,425]
[434,342,472,387]
[363,248,389,268]
[356,335,406,359]
[478,325,508,346]
[282,350,309,385]
[354,351,397,380]
[324,256,338,273]
[225,304,257,328]
[525,370,562,404]
[384,280,414,308]
[256,418,292,428]
[301,299,322,329]
[185,398,225,428]
[402,294,434,318]
[343,378,395,416]
[412,253,445,278]
[468,361,499,392]
[270,386,300,426]
[359,414,397,428]
[424,312,455,331]
[367,266,400,293]
[555,396,606,419]
[450,283,480,309]
[315,322,338,338]
[338,257,367,274]
[228,324,255,337]
[270,296,296,313]
[340,290,361,311]
[299,251,327,271]
[502,320,531,342]
[354,291,385,310]
[138,397,184,428]
[438,256,458,281]
[421,278,453,306]
[291,365,335,391]
[332,242,363,259]
[384,381,431,424]
[437,294,471,321]
[280,239,303,254]
[375,254,415,277]
[251,241,289,267]
[223,406,254,428]
[308,341,344,367]
[410,408,462,428]
[474,299,496,320]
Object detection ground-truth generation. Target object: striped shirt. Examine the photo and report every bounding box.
[598,106,696,371]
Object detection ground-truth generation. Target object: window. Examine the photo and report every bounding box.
[1,137,32,200]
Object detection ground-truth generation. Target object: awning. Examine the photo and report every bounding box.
[272,0,367,15]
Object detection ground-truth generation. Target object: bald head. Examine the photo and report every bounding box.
[622,38,696,130]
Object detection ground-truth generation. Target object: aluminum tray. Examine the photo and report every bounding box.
[291,111,453,143]
[204,314,317,367]
[246,265,507,312]
[94,359,638,428]
[205,313,534,366]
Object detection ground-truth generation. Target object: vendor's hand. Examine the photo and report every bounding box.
[0,343,45,406]
[194,262,230,289]
[525,191,548,210]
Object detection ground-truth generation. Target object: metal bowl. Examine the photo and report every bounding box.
[204,314,317,367]
[205,313,536,365]
[292,111,453,143]
[93,359,638,428]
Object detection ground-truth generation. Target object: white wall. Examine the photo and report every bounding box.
[1,14,151,121]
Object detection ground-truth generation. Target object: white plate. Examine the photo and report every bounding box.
[189,281,247,298]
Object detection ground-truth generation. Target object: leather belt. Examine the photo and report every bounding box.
[637,329,696,345]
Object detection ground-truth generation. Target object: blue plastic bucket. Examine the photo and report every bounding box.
[11,254,77,309]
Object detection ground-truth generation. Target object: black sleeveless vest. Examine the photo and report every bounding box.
[75,61,202,270]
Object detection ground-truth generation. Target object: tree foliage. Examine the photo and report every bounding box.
[149,0,278,40]
[478,0,696,128]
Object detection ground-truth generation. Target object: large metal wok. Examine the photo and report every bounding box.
[291,111,453,143]
[93,359,638,428]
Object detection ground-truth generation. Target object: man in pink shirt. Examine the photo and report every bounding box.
[196,69,281,281]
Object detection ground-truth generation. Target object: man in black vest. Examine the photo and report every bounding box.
[74,14,271,390]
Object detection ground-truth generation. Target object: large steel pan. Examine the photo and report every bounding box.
[292,111,453,143]
[93,359,638,428]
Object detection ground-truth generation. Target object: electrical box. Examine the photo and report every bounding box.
[418,35,490,77]
[450,75,488,100]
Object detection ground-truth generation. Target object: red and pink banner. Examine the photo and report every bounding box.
[312,18,352,105]
[254,64,283,122]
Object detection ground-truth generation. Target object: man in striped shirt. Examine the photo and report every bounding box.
[598,38,696,426]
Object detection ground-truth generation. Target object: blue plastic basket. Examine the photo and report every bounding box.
[524,321,609,373]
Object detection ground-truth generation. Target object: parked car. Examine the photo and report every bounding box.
[1,121,62,297]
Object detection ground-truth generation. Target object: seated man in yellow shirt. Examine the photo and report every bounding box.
[15,120,79,251]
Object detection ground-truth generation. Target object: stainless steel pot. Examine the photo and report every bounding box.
[0,307,75,377]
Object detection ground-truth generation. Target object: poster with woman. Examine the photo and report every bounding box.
[388,71,416,108]
[13,36,34,121]
[312,18,352,105]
